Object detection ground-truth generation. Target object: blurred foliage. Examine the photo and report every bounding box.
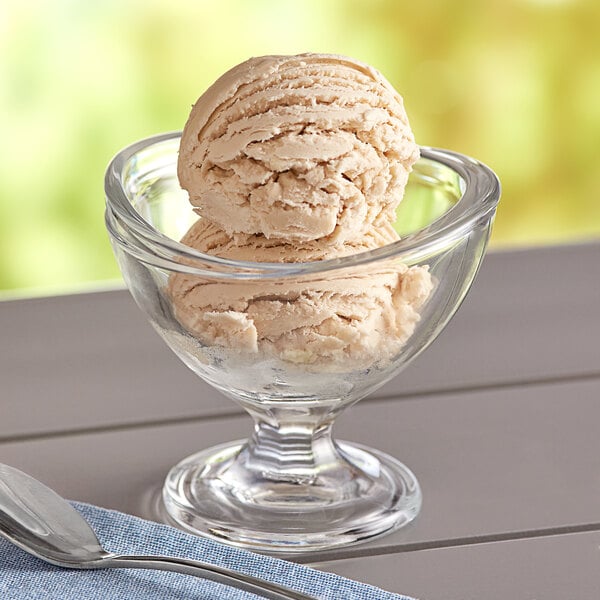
[0,0,599,294]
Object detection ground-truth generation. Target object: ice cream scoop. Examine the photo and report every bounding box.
[168,220,433,368]
[178,53,419,245]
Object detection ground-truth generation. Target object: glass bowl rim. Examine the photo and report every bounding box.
[105,131,500,278]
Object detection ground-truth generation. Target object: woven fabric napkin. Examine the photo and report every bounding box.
[0,502,416,600]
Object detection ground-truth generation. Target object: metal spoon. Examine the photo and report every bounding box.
[0,464,316,600]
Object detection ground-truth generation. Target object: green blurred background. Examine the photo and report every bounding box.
[1,0,599,296]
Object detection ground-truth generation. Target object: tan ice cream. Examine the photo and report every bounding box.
[169,53,432,369]
[177,53,419,245]
[169,218,432,366]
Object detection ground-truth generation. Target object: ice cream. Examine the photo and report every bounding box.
[169,53,432,368]
[169,218,432,366]
[177,53,420,245]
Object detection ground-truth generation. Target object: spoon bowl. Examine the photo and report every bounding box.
[0,464,108,566]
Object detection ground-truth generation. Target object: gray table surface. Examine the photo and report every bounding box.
[1,241,599,599]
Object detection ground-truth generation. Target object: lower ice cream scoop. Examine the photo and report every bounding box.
[168,218,433,368]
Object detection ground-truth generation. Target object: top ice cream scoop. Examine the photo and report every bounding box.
[177,53,419,245]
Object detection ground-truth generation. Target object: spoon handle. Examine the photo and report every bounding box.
[103,554,317,600]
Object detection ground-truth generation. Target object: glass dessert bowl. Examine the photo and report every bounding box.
[105,132,500,553]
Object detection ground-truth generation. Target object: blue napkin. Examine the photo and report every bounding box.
[0,502,416,599]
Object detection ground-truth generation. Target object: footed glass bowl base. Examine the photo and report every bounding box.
[162,439,422,553]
